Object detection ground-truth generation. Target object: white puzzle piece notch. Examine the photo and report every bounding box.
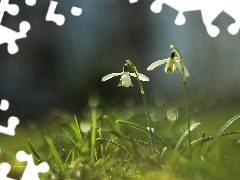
[0,0,19,22]
[0,116,20,136]
[46,1,65,26]
[0,99,19,136]
[0,0,31,54]
[0,163,16,180]
[0,99,19,178]
[71,6,82,16]
[0,99,9,111]
[129,0,138,4]
[150,0,240,37]
[25,0,37,6]
[16,151,50,180]
[0,21,30,54]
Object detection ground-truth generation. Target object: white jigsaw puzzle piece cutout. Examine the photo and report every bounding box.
[0,99,21,179]
[25,0,37,6]
[0,0,31,54]
[129,0,138,4]
[0,163,16,180]
[71,6,82,16]
[0,0,19,22]
[16,151,49,180]
[150,0,240,37]
[0,99,9,111]
[46,0,65,26]
[0,116,19,136]
[0,21,30,54]
[0,99,19,136]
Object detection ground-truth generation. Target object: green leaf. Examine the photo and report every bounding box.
[206,114,240,153]
[116,120,170,149]
[174,122,201,153]
[28,139,43,162]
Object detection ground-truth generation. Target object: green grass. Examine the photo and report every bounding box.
[1,100,239,179]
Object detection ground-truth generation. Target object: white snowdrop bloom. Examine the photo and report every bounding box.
[102,63,149,87]
[147,51,189,77]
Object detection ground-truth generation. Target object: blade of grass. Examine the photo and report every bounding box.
[70,115,83,146]
[206,114,240,153]
[116,120,170,149]
[174,122,201,153]
[177,136,213,156]
[28,139,43,162]
[103,116,149,163]
[160,147,168,163]
[63,128,80,149]
[64,148,72,165]
[104,135,117,152]
[96,138,125,150]
[71,148,76,163]
[178,131,240,156]
[103,115,132,154]
[98,123,104,158]
[45,136,64,171]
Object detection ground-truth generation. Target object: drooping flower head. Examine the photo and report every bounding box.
[147,51,189,77]
[102,63,149,87]
[165,51,175,73]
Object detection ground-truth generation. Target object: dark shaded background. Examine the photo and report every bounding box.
[0,0,240,121]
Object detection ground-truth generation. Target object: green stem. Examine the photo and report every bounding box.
[126,60,154,149]
[183,81,191,158]
[90,109,97,163]
[98,123,104,158]
[170,45,191,159]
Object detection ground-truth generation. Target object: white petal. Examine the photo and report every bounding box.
[164,58,175,73]
[102,73,121,81]
[121,73,132,87]
[147,59,169,71]
[129,73,149,81]
[174,61,190,77]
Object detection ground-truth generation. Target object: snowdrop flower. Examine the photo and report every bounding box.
[102,63,149,87]
[147,51,189,77]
